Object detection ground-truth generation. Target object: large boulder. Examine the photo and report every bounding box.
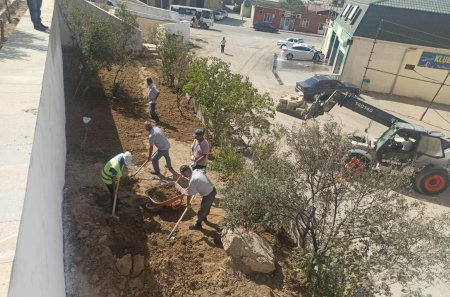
[222,229,275,274]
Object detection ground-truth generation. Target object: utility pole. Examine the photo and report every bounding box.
[420,71,450,121]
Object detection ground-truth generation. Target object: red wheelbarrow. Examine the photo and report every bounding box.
[145,181,186,213]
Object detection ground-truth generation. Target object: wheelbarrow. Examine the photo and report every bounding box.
[144,181,186,213]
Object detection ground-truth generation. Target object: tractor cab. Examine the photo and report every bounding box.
[375,123,446,166]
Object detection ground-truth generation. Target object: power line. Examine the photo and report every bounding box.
[366,67,450,87]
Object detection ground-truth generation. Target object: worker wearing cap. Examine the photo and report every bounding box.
[101,151,132,207]
[190,128,209,171]
[180,165,217,230]
[145,121,173,175]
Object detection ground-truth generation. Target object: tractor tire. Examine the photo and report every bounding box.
[286,54,293,60]
[414,167,449,196]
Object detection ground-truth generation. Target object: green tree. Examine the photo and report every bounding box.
[222,120,450,296]
[58,1,138,95]
[155,31,193,111]
[183,57,274,147]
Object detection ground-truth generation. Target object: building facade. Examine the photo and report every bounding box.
[251,5,334,34]
[142,0,221,11]
[322,0,450,104]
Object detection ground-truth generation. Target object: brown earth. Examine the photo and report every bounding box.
[62,40,299,297]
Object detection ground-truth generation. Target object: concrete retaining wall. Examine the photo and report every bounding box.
[161,20,190,43]
[2,0,67,296]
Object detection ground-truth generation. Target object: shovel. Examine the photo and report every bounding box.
[166,194,196,240]
[131,160,149,177]
[111,179,121,218]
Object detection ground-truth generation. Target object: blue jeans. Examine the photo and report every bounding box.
[27,0,42,26]
[150,102,159,122]
[152,150,172,173]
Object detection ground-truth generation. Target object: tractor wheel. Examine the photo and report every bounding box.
[286,54,293,60]
[415,168,449,196]
[344,154,369,174]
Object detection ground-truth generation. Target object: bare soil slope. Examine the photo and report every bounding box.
[62,49,297,297]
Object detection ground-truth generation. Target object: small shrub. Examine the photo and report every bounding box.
[210,147,244,178]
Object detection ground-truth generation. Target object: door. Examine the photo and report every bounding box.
[318,23,325,35]
[281,18,290,30]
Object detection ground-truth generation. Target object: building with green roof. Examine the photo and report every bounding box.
[322,0,450,105]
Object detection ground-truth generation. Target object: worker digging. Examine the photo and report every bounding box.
[144,121,173,175]
[101,151,133,215]
[179,164,217,230]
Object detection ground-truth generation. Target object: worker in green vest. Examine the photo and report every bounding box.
[101,151,133,209]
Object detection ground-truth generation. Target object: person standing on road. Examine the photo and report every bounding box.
[101,151,133,209]
[179,165,217,230]
[190,128,209,171]
[145,121,173,175]
[147,77,160,123]
[27,0,49,31]
[220,37,226,53]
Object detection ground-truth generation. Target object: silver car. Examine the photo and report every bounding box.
[277,37,305,48]
[281,43,324,61]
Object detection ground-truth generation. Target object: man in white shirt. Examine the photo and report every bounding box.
[180,165,217,230]
[145,121,172,175]
[147,77,160,123]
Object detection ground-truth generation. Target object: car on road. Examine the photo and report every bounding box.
[281,43,325,62]
[295,75,360,100]
[277,37,305,48]
[253,22,279,33]
[214,11,225,21]
[220,10,228,18]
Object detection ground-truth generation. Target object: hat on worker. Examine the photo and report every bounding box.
[179,165,190,173]
[193,128,204,136]
[123,151,133,166]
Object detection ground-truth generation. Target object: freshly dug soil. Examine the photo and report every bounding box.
[62,34,300,297]
[146,183,180,203]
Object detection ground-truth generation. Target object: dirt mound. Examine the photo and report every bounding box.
[62,51,299,297]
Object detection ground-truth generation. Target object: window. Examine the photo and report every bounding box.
[300,18,310,28]
[296,14,302,19]
[350,9,361,25]
[347,6,359,20]
[341,4,351,18]
[263,13,273,22]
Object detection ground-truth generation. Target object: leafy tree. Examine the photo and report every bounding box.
[183,57,274,147]
[58,0,138,95]
[221,120,450,296]
[155,32,193,111]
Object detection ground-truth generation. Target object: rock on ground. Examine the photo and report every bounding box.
[115,254,132,276]
[222,228,276,274]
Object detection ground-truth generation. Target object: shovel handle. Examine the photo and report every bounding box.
[166,195,196,240]
[131,160,149,177]
[111,179,120,217]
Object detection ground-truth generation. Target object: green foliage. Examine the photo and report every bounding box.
[222,120,450,296]
[156,33,192,90]
[59,1,138,82]
[210,147,245,179]
[183,57,274,147]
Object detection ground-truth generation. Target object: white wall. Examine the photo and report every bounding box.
[161,20,190,43]
[342,37,450,105]
[7,1,67,297]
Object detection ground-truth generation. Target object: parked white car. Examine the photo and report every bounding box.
[220,10,228,18]
[281,43,325,62]
[277,37,305,48]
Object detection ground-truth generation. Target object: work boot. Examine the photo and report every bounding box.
[150,171,161,175]
[189,224,202,230]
